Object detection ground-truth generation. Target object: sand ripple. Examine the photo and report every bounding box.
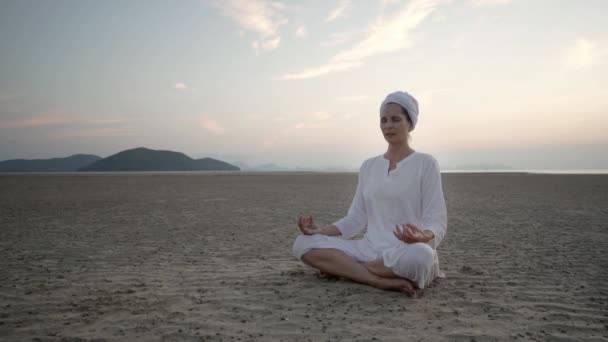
[1,173,607,341]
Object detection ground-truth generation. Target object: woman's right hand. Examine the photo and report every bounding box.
[297,215,322,235]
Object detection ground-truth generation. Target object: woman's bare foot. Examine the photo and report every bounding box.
[317,271,341,281]
[374,277,420,297]
[363,258,422,297]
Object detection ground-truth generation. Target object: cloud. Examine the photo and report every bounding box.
[200,118,225,135]
[295,25,307,38]
[0,114,132,129]
[468,0,511,6]
[0,115,68,128]
[562,38,606,70]
[50,127,137,139]
[327,0,352,22]
[87,119,130,125]
[175,82,188,89]
[213,0,287,52]
[278,0,442,80]
[278,61,363,80]
[320,31,358,47]
[0,92,22,102]
[252,36,280,51]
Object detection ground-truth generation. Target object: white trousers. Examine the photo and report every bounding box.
[292,234,441,289]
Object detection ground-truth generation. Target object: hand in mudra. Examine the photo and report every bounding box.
[393,223,433,243]
[297,215,322,235]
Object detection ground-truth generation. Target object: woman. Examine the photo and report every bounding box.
[292,91,447,296]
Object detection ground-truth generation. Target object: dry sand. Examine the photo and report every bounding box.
[0,172,607,341]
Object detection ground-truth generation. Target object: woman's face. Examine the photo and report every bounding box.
[380,103,411,144]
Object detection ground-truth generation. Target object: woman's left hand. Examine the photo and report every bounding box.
[393,223,434,243]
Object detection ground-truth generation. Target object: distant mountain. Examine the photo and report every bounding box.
[78,147,239,171]
[232,161,250,170]
[193,157,240,171]
[0,154,101,172]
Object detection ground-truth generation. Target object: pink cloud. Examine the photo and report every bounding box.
[213,0,287,52]
[49,127,137,139]
[0,114,132,129]
[0,115,68,128]
[326,0,352,22]
[175,82,188,89]
[0,92,22,102]
[200,118,225,135]
[279,0,441,80]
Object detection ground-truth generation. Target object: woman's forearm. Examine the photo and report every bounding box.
[320,225,342,236]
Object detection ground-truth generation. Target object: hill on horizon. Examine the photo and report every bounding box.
[0,154,101,172]
[78,147,240,172]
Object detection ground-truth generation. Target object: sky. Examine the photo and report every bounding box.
[0,0,607,170]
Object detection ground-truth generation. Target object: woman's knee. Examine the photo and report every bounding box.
[391,243,435,284]
[405,243,435,269]
[292,235,319,260]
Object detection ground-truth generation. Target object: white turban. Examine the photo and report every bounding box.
[380,91,419,130]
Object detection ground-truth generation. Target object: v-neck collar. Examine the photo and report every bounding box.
[383,151,417,176]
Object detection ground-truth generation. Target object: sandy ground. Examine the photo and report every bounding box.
[0,172,607,342]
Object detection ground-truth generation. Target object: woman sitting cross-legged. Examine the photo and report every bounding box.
[292,91,447,297]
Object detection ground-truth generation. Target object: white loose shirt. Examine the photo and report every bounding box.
[333,152,447,252]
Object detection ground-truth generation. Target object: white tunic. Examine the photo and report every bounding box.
[334,152,447,251]
[292,151,448,287]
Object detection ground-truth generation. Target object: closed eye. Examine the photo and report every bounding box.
[381,115,403,123]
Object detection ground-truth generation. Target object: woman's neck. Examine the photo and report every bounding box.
[384,143,414,162]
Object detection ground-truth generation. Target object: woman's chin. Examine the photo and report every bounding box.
[384,137,403,144]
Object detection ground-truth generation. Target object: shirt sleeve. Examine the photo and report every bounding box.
[420,157,448,249]
[333,161,368,239]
